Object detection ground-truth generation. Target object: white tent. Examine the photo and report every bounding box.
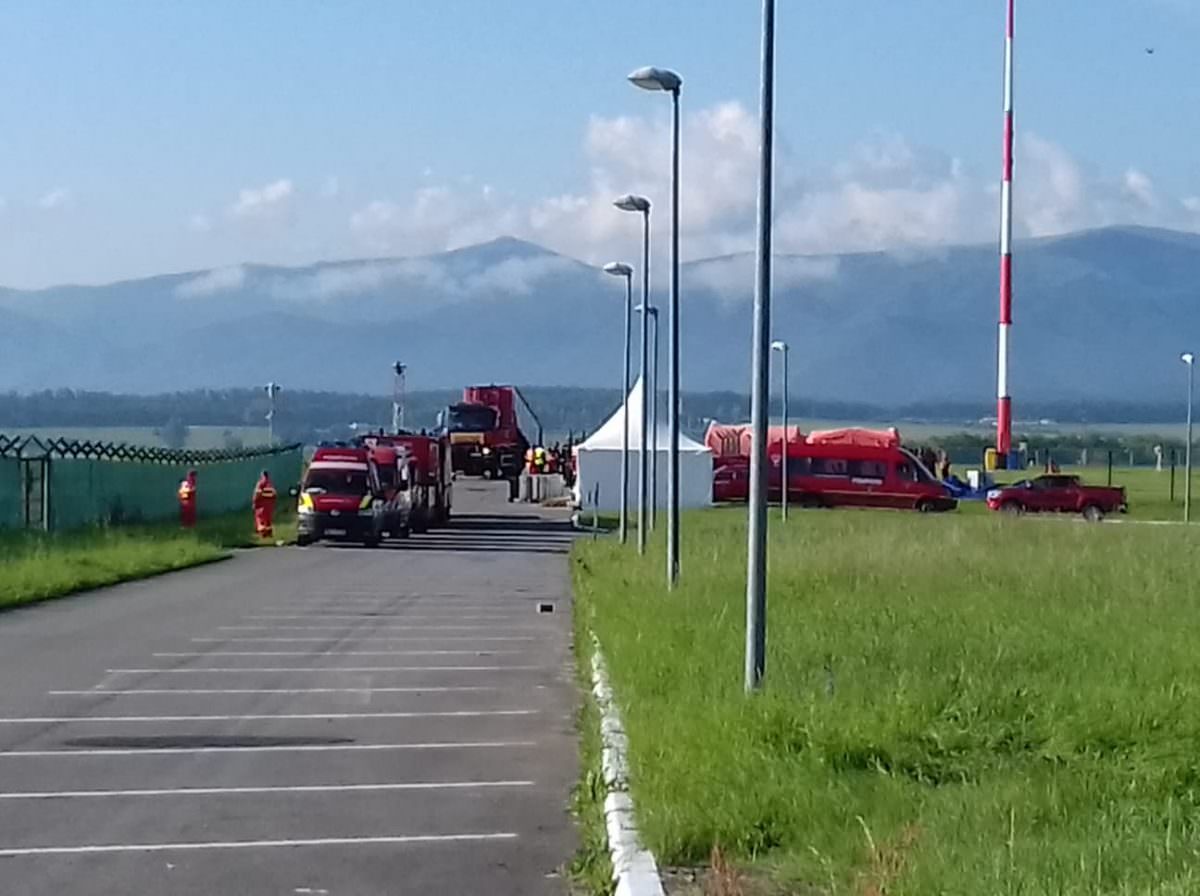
[574,377,713,512]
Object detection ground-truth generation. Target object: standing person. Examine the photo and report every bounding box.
[178,469,198,529]
[252,470,277,539]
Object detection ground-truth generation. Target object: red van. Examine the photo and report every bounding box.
[714,443,955,513]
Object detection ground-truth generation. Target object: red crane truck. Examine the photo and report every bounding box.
[441,385,542,479]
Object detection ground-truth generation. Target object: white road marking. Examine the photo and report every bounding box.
[190,637,536,643]
[154,650,520,657]
[106,667,539,673]
[0,833,518,857]
[0,780,534,799]
[0,740,536,757]
[47,686,498,695]
[0,710,538,724]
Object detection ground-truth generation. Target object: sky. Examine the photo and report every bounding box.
[0,0,1198,289]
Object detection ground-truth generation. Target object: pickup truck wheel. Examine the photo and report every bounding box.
[1082,505,1105,523]
[1000,501,1024,516]
[915,499,938,513]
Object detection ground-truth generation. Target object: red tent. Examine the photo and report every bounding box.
[704,422,804,458]
[804,427,901,449]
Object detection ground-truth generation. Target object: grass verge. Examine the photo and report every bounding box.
[0,508,296,611]
[568,592,615,894]
[573,506,1200,895]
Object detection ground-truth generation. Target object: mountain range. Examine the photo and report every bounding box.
[1,226,1198,404]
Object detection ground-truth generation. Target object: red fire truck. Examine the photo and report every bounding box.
[358,432,453,532]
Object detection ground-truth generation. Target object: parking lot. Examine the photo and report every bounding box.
[0,482,577,895]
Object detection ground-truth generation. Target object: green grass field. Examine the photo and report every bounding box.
[0,508,296,611]
[573,506,1200,894]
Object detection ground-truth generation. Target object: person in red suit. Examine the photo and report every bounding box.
[252,470,277,538]
[178,470,198,528]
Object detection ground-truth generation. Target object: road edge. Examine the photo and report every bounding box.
[590,633,665,896]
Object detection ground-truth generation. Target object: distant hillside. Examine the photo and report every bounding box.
[2,227,1199,403]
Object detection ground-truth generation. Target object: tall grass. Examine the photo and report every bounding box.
[573,507,1200,894]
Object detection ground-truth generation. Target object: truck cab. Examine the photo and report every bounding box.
[296,446,389,547]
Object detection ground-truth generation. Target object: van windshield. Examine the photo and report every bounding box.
[304,469,368,495]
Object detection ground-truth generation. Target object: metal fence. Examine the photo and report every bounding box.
[0,435,302,532]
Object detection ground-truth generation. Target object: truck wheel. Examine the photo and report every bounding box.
[481,467,494,480]
[396,526,411,539]
[296,534,313,547]
[915,499,937,513]
[362,534,381,548]
[797,493,823,509]
[1000,501,1023,516]
[1082,505,1105,523]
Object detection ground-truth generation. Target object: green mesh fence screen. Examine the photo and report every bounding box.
[0,459,21,529]
[0,436,302,532]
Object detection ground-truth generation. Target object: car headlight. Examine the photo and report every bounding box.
[482,447,492,455]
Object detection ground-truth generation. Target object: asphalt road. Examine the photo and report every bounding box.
[0,481,578,895]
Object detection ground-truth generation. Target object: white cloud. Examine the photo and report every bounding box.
[335,104,1200,284]
[690,254,840,303]
[188,213,213,233]
[230,179,294,218]
[37,188,71,210]
[1122,168,1157,208]
[175,265,247,297]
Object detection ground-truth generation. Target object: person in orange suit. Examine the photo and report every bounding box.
[178,469,198,528]
[252,470,277,538]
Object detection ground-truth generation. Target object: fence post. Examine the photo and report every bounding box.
[1107,451,1113,486]
[1171,450,1177,503]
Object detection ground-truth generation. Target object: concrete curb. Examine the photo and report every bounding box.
[590,636,665,896]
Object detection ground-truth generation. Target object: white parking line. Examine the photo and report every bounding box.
[0,710,539,724]
[0,833,518,857]
[48,686,499,695]
[0,781,534,800]
[154,650,521,657]
[0,741,536,757]
[106,667,539,673]
[191,637,536,643]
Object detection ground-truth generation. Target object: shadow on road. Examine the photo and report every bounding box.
[322,510,577,555]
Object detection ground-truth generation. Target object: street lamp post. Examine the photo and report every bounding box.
[264,382,282,445]
[391,362,407,433]
[604,262,635,544]
[615,195,652,554]
[639,304,660,530]
[771,340,789,522]
[629,65,682,586]
[745,0,776,692]
[1184,352,1195,523]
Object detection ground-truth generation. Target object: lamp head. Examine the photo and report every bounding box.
[771,340,788,352]
[1184,352,1195,366]
[603,262,633,278]
[613,194,651,213]
[628,66,682,93]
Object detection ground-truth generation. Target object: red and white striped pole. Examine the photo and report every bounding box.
[997,0,1015,463]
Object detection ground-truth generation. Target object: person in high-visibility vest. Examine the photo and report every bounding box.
[533,446,546,474]
[178,469,198,529]
[252,470,277,538]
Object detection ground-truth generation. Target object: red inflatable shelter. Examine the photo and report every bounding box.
[704,422,804,458]
[804,427,901,449]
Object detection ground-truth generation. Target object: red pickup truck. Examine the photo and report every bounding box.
[986,474,1127,521]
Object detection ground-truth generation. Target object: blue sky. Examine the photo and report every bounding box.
[0,0,1197,288]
